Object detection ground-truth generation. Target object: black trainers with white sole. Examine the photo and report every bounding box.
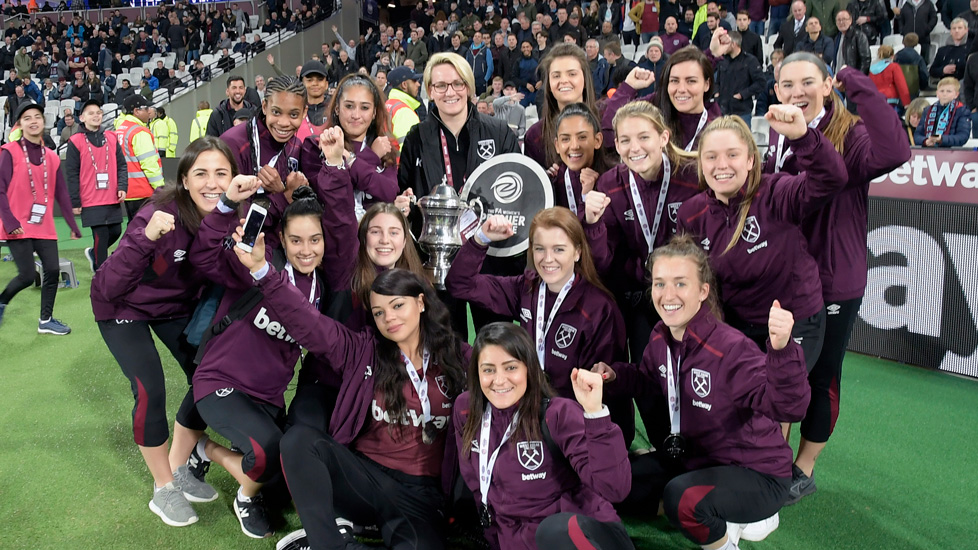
[234,493,273,539]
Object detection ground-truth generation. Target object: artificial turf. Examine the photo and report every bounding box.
[1,226,975,549]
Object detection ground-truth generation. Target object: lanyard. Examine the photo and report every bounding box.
[252,118,289,178]
[21,139,49,205]
[439,129,456,188]
[563,168,578,215]
[83,134,110,175]
[628,152,672,253]
[774,107,825,173]
[284,263,317,304]
[535,274,576,370]
[353,140,369,220]
[684,110,709,152]
[478,408,519,509]
[666,346,681,435]
[402,348,432,423]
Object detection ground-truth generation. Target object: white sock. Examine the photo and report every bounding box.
[704,537,739,550]
[195,437,210,462]
[237,486,252,502]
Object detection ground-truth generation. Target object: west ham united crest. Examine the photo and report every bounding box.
[435,375,451,398]
[741,215,761,243]
[477,139,496,160]
[691,368,711,398]
[517,441,544,471]
[554,323,578,349]
[668,202,682,222]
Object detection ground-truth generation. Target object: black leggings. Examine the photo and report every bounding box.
[729,309,827,373]
[622,290,670,450]
[280,425,446,550]
[0,238,59,319]
[629,452,790,546]
[196,390,286,484]
[285,378,341,434]
[535,513,635,549]
[98,318,205,447]
[125,199,148,222]
[801,298,861,443]
[90,223,122,270]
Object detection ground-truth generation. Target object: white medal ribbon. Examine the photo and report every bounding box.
[774,107,826,173]
[252,120,285,194]
[563,168,578,215]
[353,140,368,220]
[284,263,317,304]
[536,274,576,370]
[628,153,672,254]
[402,348,432,423]
[684,110,709,152]
[666,347,681,434]
[478,408,519,509]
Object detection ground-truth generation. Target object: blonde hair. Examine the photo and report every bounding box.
[612,101,697,169]
[906,97,930,121]
[938,76,961,90]
[424,52,476,101]
[878,45,894,59]
[696,116,763,255]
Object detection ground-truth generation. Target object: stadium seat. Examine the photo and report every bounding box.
[870,45,880,60]
[60,99,76,113]
[102,102,118,119]
[883,34,903,48]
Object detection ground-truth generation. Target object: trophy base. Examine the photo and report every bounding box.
[425,265,448,290]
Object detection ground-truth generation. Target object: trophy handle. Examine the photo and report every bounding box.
[468,197,487,228]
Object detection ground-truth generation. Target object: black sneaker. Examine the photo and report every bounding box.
[784,464,817,506]
[234,493,273,539]
[187,436,211,483]
[276,529,309,550]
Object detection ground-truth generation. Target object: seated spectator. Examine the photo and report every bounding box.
[604,41,637,93]
[192,59,212,83]
[250,33,266,54]
[903,97,931,145]
[894,33,930,93]
[114,78,135,106]
[870,45,911,110]
[915,77,972,146]
[930,18,970,82]
[143,68,159,91]
[60,110,81,142]
[139,78,153,101]
[217,47,235,72]
[233,34,250,55]
[152,59,168,84]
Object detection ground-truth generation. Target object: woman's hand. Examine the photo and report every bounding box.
[480,215,514,242]
[256,164,285,194]
[624,66,655,91]
[571,368,604,414]
[710,27,732,57]
[226,174,261,203]
[371,136,392,159]
[319,125,346,166]
[580,168,599,195]
[144,210,176,242]
[394,188,415,216]
[765,104,808,140]
[584,191,611,225]
[284,171,308,203]
[591,361,617,382]
[768,299,795,351]
[232,219,268,273]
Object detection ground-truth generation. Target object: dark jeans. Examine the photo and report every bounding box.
[0,238,59,319]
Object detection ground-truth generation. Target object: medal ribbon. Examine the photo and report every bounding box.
[536,274,575,370]
[563,168,578,215]
[666,346,681,435]
[684,110,708,152]
[402,348,432,424]
[478,408,519,509]
[628,152,672,254]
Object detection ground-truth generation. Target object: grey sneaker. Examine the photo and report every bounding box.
[784,464,817,506]
[149,481,199,527]
[38,318,71,335]
[173,464,218,503]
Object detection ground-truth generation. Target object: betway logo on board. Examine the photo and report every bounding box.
[871,150,978,204]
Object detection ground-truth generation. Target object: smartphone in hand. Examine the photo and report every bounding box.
[236,203,268,253]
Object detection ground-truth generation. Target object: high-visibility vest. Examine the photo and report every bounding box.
[165,116,179,157]
[116,116,162,200]
[150,117,170,152]
[189,109,212,142]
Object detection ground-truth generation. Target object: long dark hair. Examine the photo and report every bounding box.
[352,203,425,306]
[553,102,614,174]
[538,44,598,167]
[371,269,465,440]
[461,323,556,458]
[152,136,238,235]
[325,73,397,167]
[654,46,716,146]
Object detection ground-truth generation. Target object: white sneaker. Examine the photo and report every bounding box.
[742,512,780,541]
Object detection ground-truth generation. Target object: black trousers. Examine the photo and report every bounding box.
[628,451,790,546]
[0,238,59,320]
[728,308,827,373]
[280,425,446,550]
[196,389,286,484]
[535,513,635,549]
[285,376,341,434]
[98,318,205,447]
[801,298,861,443]
[91,223,123,270]
[621,289,670,450]
[124,198,148,222]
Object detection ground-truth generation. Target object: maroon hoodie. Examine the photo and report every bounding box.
[454,393,630,550]
[446,239,627,398]
[610,305,811,478]
[300,135,398,209]
[601,82,723,152]
[763,67,912,302]
[91,197,205,321]
[677,128,847,323]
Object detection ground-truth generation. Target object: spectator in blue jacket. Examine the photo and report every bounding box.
[515,40,539,107]
[893,33,930,93]
[586,38,610,95]
[915,77,972,147]
[466,30,494,95]
[143,68,159,91]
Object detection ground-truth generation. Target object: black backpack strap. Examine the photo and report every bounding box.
[540,397,572,472]
[193,286,265,365]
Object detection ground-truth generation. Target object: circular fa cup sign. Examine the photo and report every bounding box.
[460,153,553,257]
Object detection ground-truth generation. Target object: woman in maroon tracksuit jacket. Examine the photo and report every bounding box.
[595,235,811,550]
[764,55,912,505]
[677,107,850,373]
[91,137,233,527]
[257,267,467,550]
[446,208,634,443]
[454,323,633,550]
[188,181,338,539]
[287,127,425,435]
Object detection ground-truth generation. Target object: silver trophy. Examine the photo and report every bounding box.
[417,180,485,289]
